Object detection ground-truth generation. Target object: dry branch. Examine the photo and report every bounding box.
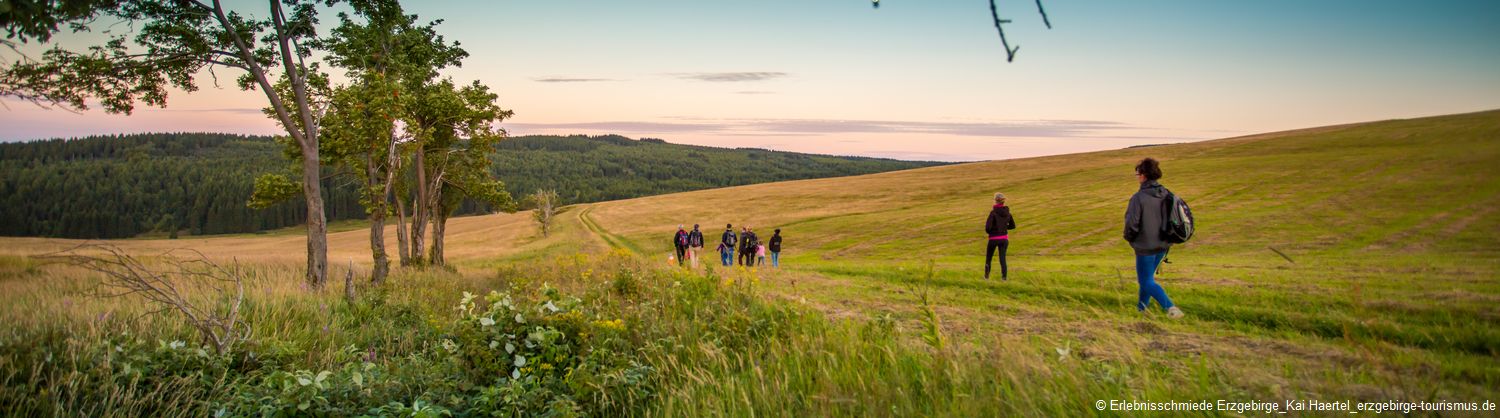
[39,243,250,353]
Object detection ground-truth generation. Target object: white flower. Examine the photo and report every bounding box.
[168,340,185,350]
[479,317,496,327]
[441,339,458,353]
[505,342,515,354]
[461,291,476,305]
[514,313,525,324]
[543,301,560,313]
[514,355,527,367]
[489,340,499,349]
[511,369,520,380]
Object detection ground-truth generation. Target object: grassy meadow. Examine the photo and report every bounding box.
[1,110,1498,416]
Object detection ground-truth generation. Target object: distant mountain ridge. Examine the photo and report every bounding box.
[0,133,944,239]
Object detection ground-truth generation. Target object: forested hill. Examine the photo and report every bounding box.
[0,133,942,239]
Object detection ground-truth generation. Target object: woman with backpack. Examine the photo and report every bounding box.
[687,224,705,268]
[768,229,783,268]
[984,192,1016,280]
[1124,157,1184,319]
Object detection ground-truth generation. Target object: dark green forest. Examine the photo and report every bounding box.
[0,133,941,239]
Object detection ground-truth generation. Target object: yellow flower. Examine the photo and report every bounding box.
[591,318,625,331]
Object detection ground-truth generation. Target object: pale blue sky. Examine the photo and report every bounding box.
[3,0,1498,161]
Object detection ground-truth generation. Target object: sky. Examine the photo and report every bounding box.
[3,0,1499,161]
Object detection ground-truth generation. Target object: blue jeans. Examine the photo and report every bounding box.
[722,249,734,266]
[770,252,780,267]
[1135,250,1174,311]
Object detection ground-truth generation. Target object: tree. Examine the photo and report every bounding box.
[1,1,339,288]
[316,0,462,282]
[530,189,560,237]
[407,79,515,267]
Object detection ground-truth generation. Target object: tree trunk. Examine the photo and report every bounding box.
[430,205,447,267]
[394,193,411,266]
[367,156,390,284]
[409,149,427,266]
[301,148,328,288]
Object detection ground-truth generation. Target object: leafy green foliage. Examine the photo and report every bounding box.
[247,173,302,210]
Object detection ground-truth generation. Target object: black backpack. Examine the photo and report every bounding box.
[1160,188,1195,244]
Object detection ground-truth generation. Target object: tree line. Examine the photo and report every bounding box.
[0,132,940,240]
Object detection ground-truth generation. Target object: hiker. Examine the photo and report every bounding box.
[687,224,705,268]
[1124,157,1184,319]
[756,242,767,266]
[720,224,737,266]
[984,192,1016,280]
[768,229,783,268]
[739,226,759,266]
[672,225,689,267]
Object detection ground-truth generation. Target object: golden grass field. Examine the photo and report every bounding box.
[2,110,1497,416]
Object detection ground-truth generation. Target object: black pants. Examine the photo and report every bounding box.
[985,239,1009,279]
[739,247,754,266]
[675,246,687,266]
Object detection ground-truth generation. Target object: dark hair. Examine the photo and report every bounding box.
[774,228,781,234]
[726,223,732,228]
[1135,158,1163,181]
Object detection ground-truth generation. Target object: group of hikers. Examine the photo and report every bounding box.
[662,157,1188,318]
[984,157,1187,318]
[671,224,783,268]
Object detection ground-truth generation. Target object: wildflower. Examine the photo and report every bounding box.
[168,340,185,350]
[514,313,525,324]
[479,317,496,327]
[514,355,527,367]
[543,301,560,313]
[511,369,521,380]
[441,339,458,353]
[489,340,499,349]
[505,342,515,354]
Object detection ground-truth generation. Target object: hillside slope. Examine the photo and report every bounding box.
[588,110,1499,263]
[3,110,1496,402]
[572,109,1500,400]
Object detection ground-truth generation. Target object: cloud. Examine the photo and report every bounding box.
[531,77,618,83]
[138,107,264,114]
[734,91,775,95]
[508,117,1143,139]
[672,72,788,82]
[507,121,724,134]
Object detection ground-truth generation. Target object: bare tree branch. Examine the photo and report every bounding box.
[37,243,251,354]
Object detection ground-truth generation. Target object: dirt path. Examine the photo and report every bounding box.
[577,205,639,254]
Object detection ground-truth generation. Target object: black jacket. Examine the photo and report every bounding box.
[985,205,1016,238]
[722,230,737,247]
[687,229,705,247]
[768,234,782,252]
[1124,180,1171,256]
[740,232,759,252]
[672,230,689,249]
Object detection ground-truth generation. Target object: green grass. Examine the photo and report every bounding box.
[3,110,1499,416]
